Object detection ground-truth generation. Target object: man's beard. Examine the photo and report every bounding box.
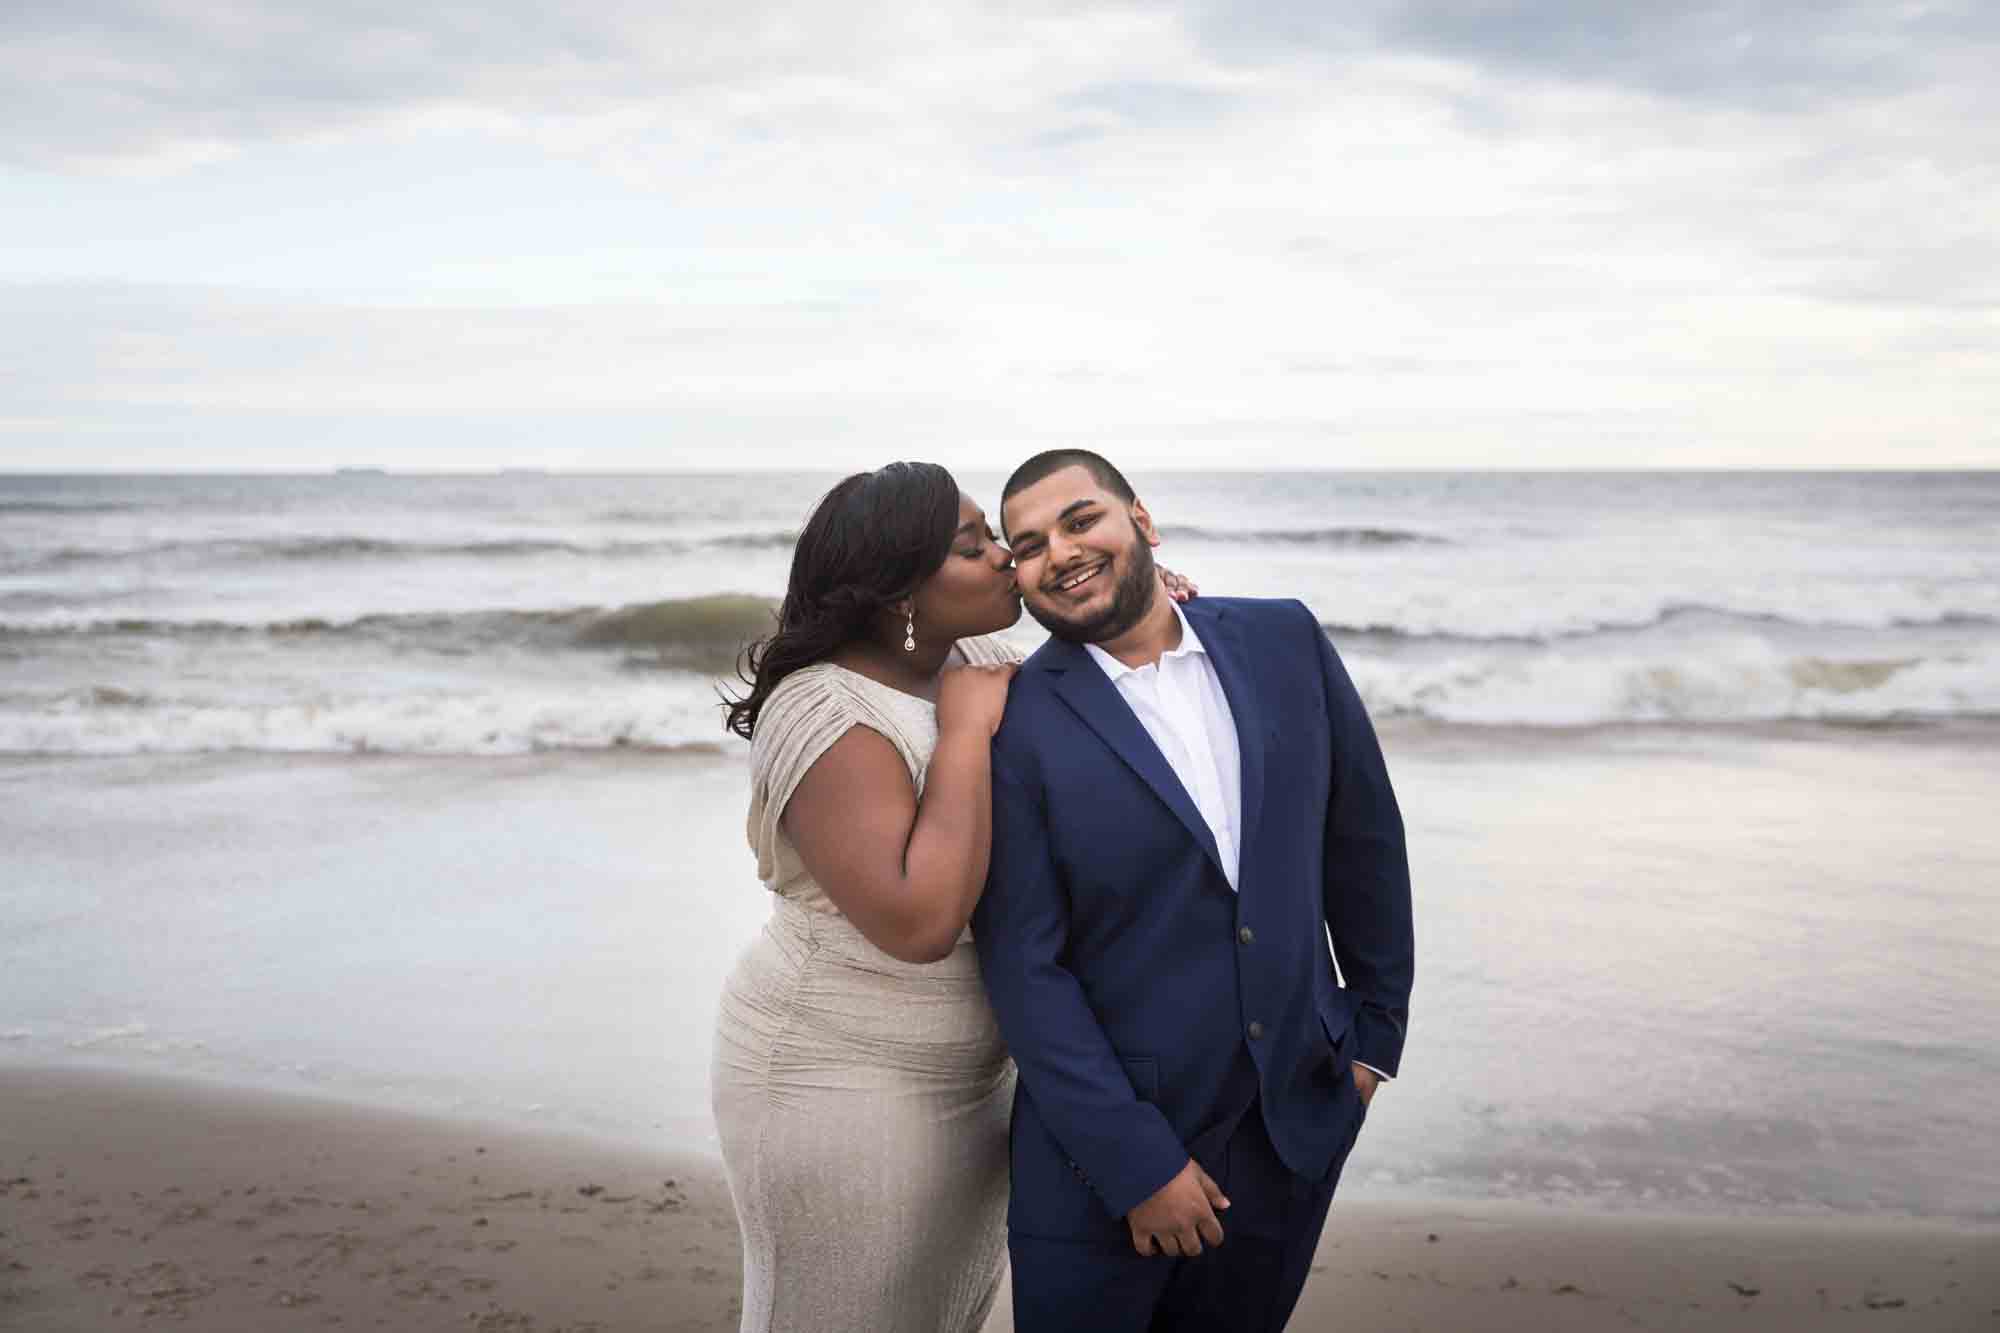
[1026,524,1158,645]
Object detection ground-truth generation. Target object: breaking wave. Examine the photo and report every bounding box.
[2,595,779,673]
[7,624,1994,755]
[0,685,733,757]
[1323,605,2000,647]
[1344,641,1998,727]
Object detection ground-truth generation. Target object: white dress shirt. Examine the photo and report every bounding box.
[1085,603,1394,1084]
[1085,603,1243,891]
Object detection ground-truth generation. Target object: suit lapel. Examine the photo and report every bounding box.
[1043,639,1227,881]
[1184,601,1267,867]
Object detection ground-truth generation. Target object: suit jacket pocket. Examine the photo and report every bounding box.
[1318,1000,1355,1060]
[1122,1055,1159,1103]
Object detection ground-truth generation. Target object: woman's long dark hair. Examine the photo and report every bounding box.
[723,462,961,740]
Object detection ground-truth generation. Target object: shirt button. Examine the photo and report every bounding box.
[1247,1021,1265,1041]
[1238,926,1254,946]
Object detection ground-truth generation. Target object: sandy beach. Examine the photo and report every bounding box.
[4,1066,1993,1332]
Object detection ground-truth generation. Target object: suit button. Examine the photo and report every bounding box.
[1238,926,1254,946]
[1247,1021,1265,1040]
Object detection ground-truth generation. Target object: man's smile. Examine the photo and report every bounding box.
[1049,558,1110,596]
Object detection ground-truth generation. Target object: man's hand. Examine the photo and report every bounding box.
[1125,1159,1230,1257]
[1353,1064,1380,1107]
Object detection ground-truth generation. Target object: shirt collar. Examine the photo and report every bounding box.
[1083,601,1208,681]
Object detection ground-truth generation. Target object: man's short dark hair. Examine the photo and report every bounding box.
[1000,450,1136,536]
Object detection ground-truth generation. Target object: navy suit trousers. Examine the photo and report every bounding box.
[1007,1088,1363,1333]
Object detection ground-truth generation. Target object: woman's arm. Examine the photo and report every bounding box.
[781,665,1015,963]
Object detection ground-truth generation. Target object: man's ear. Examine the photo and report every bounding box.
[1131,499,1162,548]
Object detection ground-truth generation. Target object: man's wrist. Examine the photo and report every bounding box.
[1351,1062,1384,1107]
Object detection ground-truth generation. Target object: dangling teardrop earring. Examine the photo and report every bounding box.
[903,610,917,653]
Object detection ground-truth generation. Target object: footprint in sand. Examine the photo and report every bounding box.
[53,1213,97,1241]
[120,1259,217,1315]
[161,1201,214,1225]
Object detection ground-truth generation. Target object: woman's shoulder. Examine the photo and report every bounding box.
[755,663,866,741]
[954,634,1024,666]
[748,664,885,804]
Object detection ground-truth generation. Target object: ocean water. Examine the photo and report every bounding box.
[3,470,1998,1225]
[3,470,1996,753]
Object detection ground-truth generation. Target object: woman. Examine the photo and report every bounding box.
[714,462,1189,1333]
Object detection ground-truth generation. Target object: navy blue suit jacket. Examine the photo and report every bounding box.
[973,596,1413,1238]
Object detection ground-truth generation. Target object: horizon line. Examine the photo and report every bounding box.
[5,464,2000,478]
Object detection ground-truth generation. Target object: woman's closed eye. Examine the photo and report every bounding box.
[960,528,1005,559]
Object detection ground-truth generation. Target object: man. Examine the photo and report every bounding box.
[973,450,1413,1332]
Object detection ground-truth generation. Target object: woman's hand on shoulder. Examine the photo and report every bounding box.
[936,662,1018,739]
[1158,566,1199,603]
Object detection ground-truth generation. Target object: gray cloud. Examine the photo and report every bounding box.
[9,0,1996,172]
[1191,1,2000,111]
[1,1,980,167]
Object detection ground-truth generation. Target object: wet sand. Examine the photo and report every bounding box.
[4,1066,1993,1332]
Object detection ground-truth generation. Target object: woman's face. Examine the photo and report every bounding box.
[909,492,1021,643]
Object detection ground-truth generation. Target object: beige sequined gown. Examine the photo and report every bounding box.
[713,639,1019,1333]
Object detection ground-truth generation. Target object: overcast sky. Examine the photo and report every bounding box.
[4,1,1996,471]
